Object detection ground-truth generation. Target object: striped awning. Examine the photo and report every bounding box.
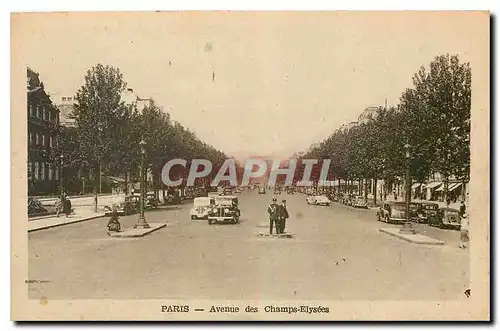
[427,182,443,189]
[435,182,462,192]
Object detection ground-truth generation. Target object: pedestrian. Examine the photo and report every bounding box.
[107,205,121,234]
[393,189,397,201]
[55,195,64,218]
[63,195,72,218]
[278,199,289,234]
[459,201,466,218]
[267,198,280,235]
[459,210,469,249]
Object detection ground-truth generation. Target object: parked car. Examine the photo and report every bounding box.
[376,202,407,223]
[165,192,182,205]
[208,195,240,225]
[28,197,48,215]
[342,194,354,206]
[286,187,295,194]
[352,196,368,209]
[104,195,140,216]
[258,187,266,194]
[306,195,331,206]
[416,202,439,223]
[409,202,422,222]
[145,193,159,209]
[428,207,461,229]
[190,197,214,220]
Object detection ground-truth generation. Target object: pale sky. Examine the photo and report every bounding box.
[15,12,485,159]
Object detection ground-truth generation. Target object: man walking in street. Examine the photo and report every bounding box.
[278,199,289,234]
[267,198,280,235]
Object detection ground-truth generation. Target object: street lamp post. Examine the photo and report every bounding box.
[400,143,416,234]
[59,154,64,198]
[134,138,150,229]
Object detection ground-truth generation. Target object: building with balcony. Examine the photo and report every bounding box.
[27,67,60,196]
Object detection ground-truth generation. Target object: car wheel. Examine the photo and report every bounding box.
[385,215,390,223]
[191,215,196,220]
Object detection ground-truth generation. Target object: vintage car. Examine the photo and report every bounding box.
[144,193,159,209]
[428,207,461,229]
[258,187,266,194]
[207,195,241,225]
[306,195,331,206]
[28,197,48,215]
[190,197,214,220]
[352,196,368,209]
[286,187,295,194]
[408,202,422,222]
[376,202,407,223]
[416,202,439,223]
[164,190,182,205]
[342,194,354,206]
[104,195,140,216]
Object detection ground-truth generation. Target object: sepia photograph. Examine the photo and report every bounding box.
[11,11,490,320]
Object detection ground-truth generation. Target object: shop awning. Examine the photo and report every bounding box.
[435,182,462,192]
[427,182,442,189]
[449,182,463,191]
[411,183,422,189]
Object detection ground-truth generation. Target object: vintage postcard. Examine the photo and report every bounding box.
[11,11,490,321]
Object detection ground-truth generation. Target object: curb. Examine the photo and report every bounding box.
[28,214,105,232]
[379,228,445,245]
[108,223,167,238]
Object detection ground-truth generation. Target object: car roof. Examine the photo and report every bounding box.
[440,207,459,212]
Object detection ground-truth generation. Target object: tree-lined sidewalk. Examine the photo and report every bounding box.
[55,64,233,209]
[299,54,471,206]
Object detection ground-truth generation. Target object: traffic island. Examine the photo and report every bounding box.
[379,227,445,245]
[108,223,167,238]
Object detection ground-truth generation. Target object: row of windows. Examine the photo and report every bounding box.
[28,132,54,148]
[28,162,59,181]
[28,102,58,123]
[62,97,74,102]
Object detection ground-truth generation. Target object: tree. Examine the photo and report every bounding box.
[72,64,128,210]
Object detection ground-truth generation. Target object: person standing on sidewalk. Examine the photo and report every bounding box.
[267,198,279,235]
[459,201,469,249]
[56,195,64,218]
[278,199,289,234]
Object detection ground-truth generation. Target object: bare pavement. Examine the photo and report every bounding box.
[28,190,469,301]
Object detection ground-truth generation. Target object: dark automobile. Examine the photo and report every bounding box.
[145,193,159,209]
[377,202,407,223]
[417,202,439,223]
[165,192,182,205]
[409,202,421,221]
[28,197,48,215]
[286,187,295,194]
[207,196,240,225]
[105,195,140,216]
[428,207,461,229]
